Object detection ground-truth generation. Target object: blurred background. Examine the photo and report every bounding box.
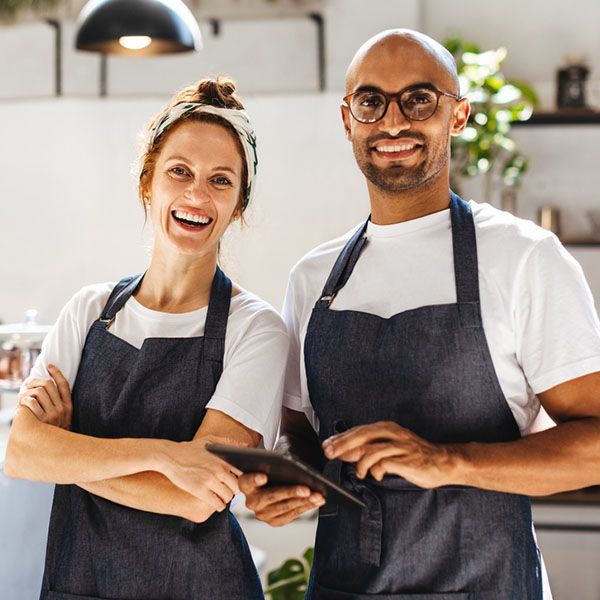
[1,0,600,598]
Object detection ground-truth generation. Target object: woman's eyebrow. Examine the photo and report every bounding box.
[164,156,237,175]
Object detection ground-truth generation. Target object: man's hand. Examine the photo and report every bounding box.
[322,421,455,488]
[19,364,73,429]
[239,473,325,526]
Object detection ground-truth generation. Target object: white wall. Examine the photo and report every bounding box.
[0,93,368,323]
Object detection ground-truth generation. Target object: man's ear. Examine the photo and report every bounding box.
[340,104,352,140]
[450,97,471,136]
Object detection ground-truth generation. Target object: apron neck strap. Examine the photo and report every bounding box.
[317,220,369,306]
[98,267,232,350]
[100,273,145,326]
[315,191,482,318]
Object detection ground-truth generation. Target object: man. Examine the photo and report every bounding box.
[240,29,600,598]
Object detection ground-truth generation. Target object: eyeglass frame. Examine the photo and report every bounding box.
[342,82,462,124]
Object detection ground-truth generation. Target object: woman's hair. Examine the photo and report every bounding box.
[138,76,249,218]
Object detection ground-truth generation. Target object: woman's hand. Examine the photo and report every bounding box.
[19,364,73,430]
[322,421,456,489]
[160,439,242,516]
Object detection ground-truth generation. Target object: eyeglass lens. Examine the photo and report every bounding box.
[349,88,440,123]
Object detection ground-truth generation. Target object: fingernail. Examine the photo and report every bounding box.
[47,364,54,370]
[310,494,324,504]
[324,447,334,458]
[315,498,325,507]
[297,487,310,497]
[255,474,267,485]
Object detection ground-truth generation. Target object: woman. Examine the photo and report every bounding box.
[4,77,288,600]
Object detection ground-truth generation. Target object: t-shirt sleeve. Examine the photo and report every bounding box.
[281,272,320,432]
[206,307,289,450]
[515,234,600,394]
[23,284,112,391]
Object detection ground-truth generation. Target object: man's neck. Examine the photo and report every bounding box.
[368,172,451,225]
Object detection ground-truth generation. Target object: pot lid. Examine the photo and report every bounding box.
[0,310,52,345]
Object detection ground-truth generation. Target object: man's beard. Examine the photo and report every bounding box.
[353,136,448,192]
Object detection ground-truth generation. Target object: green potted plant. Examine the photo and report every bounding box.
[444,37,538,208]
[264,547,314,600]
[0,0,59,22]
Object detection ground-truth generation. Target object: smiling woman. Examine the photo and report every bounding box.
[4,76,287,600]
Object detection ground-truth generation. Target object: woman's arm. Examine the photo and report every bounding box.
[77,409,261,521]
[4,405,166,483]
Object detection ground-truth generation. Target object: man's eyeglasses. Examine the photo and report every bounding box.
[342,85,461,124]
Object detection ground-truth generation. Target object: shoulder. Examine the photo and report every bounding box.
[470,200,554,252]
[469,200,558,270]
[229,289,288,338]
[61,281,117,321]
[288,224,363,290]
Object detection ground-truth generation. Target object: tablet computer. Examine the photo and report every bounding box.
[205,443,365,508]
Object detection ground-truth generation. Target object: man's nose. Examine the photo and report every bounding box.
[379,99,411,136]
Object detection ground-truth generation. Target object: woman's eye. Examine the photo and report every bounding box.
[169,166,189,177]
[213,176,232,186]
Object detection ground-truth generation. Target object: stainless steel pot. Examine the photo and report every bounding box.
[0,310,51,392]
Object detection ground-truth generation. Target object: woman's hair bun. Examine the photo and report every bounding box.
[177,76,243,110]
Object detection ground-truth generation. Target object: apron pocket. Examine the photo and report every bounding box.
[313,583,471,599]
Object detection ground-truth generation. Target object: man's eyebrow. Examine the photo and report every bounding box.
[353,82,438,94]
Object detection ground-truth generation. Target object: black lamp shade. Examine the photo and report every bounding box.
[75,0,202,56]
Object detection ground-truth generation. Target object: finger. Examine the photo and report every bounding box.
[258,495,323,523]
[336,445,369,463]
[48,364,72,405]
[267,498,325,527]
[247,485,311,512]
[24,378,61,410]
[323,422,400,459]
[369,457,402,481]
[356,444,402,478]
[208,477,237,504]
[197,488,227,512]
[28,387,59,421]
[215,467,240,496]
[19,396,46,421]
[239,473,268,494]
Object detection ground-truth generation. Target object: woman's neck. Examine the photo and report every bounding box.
[134,249,218,314]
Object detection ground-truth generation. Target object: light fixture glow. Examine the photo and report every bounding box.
[119,35,152,50]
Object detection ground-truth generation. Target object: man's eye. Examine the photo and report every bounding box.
[404,92,434,107]
[358,94,384,107]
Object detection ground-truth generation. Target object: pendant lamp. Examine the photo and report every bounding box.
[75,0,202,56]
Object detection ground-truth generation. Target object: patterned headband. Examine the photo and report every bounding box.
[147,103,258,210]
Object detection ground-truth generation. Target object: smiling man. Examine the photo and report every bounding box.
[240,30,600,598]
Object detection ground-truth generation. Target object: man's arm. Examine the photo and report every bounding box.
[322,371,600,496]
[239,407,325,526]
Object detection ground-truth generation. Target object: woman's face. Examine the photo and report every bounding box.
[148,120,244,258]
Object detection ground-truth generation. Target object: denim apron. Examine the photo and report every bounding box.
[40,267,263,600]
[304,193,543,599]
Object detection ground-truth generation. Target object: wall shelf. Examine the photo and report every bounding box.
[513,110,600,126]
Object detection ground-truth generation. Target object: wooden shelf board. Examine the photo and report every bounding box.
[513,110,600,126]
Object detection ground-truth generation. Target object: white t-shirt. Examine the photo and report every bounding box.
[283,200,600,435]
[27,284,289,449]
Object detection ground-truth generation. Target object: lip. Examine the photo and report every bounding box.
[371,144,422,161]
[171,208,214,233]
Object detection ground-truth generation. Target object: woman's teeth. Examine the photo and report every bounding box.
[172,210,212,227]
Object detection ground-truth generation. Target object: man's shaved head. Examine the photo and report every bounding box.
[345,29,460,96]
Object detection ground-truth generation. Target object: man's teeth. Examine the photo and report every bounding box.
[173,210,211,225]
[375,144,417,152]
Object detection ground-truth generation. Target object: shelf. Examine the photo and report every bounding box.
[513,110,600,126]
[562,238,600,247]
[533,486,600,505]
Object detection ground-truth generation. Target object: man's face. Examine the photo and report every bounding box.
[342,39,469,193]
